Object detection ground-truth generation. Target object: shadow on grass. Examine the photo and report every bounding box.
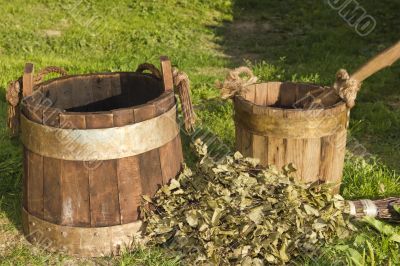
[0,86,23,235]
[215,0,400,172]
[0,137,23,232]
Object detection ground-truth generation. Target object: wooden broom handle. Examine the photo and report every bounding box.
[351,41,400,83]
[305,41,400,109]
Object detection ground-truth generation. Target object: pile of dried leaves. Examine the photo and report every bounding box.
[142,140,356,265]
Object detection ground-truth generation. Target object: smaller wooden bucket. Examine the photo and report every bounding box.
[234,82,348,191]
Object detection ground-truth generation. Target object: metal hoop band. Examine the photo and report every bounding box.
[22,208,143,257]
[20,107,179,161]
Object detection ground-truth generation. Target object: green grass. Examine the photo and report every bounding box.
[0,0,399,265]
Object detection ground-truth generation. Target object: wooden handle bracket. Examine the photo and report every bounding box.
[23,63,34,97]
[160,56,174,92]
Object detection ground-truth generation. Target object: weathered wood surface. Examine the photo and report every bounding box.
[22,70,183,228]
[26,149,44,218]
[117,156,142,224]
[234,82,348,187]
[22,58,184,257]
[160,56,174,91]
[23,63,34,97]
[22,72,170,125]
[61,160,90,226]
[23,139,183,228]
[43,157,62,223]
[234,94,347,139]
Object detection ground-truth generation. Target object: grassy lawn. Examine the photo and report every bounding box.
[0,0,399,265]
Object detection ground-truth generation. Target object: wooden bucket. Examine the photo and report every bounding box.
[20,58,183,256]
[234,82,348,191]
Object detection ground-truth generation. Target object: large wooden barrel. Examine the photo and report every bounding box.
[234,82,348,191]
[20,58,183,256]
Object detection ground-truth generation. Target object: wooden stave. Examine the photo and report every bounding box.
[236,127,346,189]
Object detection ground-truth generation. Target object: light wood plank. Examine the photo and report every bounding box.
[302,138,321,183]
[117,156,142,223]
[43,157,62,223]
[61,160,90,226]
[27,150,44,218]
[89,160,121,226]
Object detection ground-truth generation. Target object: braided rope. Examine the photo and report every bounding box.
[34,66,68,84]
[216,66,258,99]
[172,68,196,133]
[136,63,162,79]
[5,66,68,137]
[333,69,361,109]
[136,63,195,132]
[5,78,22,137]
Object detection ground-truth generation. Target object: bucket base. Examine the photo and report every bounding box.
[22,208,143,257]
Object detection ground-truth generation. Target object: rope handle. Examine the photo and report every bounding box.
[172,67,196,133]
[217,66,258,99]
[305,69,361,109]
[6,63,68,137]
[136,63,162,80]
[220,66,359,109]
[7,61,195,136]
[135,60,195,133]
[332,69,361,109]
[34,66,68,85]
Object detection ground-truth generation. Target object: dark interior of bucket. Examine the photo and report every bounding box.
[39,73,164,112]
[242,82,341,109]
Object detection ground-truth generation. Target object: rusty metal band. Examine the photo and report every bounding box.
[22,208,143,257]
[20,107,179,161]
[234,108,348,139]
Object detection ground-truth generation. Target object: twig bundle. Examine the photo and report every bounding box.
[347,197,400,222]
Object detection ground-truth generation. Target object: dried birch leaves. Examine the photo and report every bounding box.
[142,140,355,265]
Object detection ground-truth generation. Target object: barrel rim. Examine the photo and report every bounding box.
[21,72,175,128]
[34,71,161,89]
[234,81,349,138]
[235,81,347,116]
